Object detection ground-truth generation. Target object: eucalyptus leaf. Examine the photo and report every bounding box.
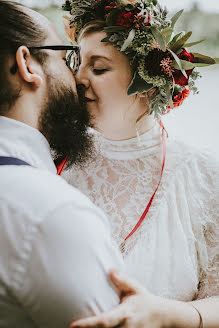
[173,59,195,70]
[168,32,183,47]
[165,83,174,108]
[169,49,188,78]
[104,26,126,32]
[161,27,173,44]
[121,29,135,52]
[127,72,154,96]
[171,9,184,28]
[171,31,192,53]
[151,27,166,52]
[193,63,214,67]
[184,39,205,48]
[192,53,216,64]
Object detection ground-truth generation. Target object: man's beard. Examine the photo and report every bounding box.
[38,79,94,170]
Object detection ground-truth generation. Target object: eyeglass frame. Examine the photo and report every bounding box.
[10,45,80,75]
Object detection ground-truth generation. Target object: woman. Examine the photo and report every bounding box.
[62,0,219,326]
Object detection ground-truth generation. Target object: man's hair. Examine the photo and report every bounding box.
[0,0,47,113]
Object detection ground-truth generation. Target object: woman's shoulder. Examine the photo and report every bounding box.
[166,137,219,175]
[163,137,219,209]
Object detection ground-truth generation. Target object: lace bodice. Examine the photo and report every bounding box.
[63,124,219,301]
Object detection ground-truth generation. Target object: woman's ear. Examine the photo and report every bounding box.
[148,88,156,99]
[16,46,43,88]
[138,87,156,99]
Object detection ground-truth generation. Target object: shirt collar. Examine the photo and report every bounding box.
[0,116,56,173]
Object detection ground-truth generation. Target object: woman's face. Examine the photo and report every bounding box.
[76,31,136,122]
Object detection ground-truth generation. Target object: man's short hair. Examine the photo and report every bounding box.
[0,1,47,113]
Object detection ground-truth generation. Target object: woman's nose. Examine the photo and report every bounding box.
[75,66,90,89]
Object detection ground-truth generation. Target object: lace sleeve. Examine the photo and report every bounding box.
[195,154,219,300]
[197,220,219,299]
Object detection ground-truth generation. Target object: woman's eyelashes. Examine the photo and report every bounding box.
[93,68,108,75]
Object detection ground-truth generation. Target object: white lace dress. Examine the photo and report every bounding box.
[63,124,219,302]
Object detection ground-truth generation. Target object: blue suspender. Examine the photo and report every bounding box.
[0,156,31,166]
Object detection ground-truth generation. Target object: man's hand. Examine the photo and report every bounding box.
[70,269,169,328]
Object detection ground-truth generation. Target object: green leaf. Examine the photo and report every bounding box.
[121,29,135,52]
[169,49,188,78]
[151,27,166,52]
[171,31,192,53]
[127,72,154,96]
[184,39,205,48]
[171,9,184,28]
[106,9,119,26]
[101,37,110,43]
[168,32,183,48]
[193,63,215,67]
[165,83,174,108]
[173,59,195,70]
[192,53,216,64]
[104,26,126,32]
[161,27,173,44]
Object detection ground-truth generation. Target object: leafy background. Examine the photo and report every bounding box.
[12,1,219,154]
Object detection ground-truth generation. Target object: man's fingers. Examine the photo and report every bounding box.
[109,269,143,294]
[70,306,125,328]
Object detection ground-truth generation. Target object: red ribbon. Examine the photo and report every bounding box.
[56,156,68,176]
[56,121,168,244]
[124,120,167,242]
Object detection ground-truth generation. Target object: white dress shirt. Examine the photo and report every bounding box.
[0,116,123,328]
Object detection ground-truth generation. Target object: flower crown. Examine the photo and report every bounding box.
[62,0,219,116]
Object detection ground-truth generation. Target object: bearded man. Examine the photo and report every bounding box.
[0,1,123,327]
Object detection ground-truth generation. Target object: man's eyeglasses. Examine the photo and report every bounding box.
[10,45,80,75]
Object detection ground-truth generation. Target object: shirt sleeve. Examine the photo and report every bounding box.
[17,202,123,328]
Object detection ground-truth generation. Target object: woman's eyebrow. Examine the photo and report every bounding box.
[89,55,111,62]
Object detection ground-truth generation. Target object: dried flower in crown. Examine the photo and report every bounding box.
[62,0,219,116]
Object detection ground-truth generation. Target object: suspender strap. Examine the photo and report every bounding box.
[0,156,31,166]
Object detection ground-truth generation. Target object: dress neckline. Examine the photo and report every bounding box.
[89,123,163,160]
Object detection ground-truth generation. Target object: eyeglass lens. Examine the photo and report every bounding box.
[66,50,80,74]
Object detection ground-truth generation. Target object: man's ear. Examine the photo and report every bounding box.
[16,46,43,88]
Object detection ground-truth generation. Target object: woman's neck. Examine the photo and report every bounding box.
[93,112,156,141]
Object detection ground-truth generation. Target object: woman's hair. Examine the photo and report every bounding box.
[78,20,106,42]
[0,0,47,112]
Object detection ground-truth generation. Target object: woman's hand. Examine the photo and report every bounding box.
[71,269,202,328]
[70,269,174,328]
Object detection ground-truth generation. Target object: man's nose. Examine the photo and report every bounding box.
[75,67,90,89]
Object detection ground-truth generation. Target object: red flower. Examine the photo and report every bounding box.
[115,11,134,27]
[104,2,118,19]
[134,9,151,27]
[178,48,194,63]
[166,88,190,113]
[172,88,190,108]
[173,48,195,86]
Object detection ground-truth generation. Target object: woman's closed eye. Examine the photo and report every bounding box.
[93,68,108,75]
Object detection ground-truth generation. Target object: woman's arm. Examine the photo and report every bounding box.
[71,269,219,328]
